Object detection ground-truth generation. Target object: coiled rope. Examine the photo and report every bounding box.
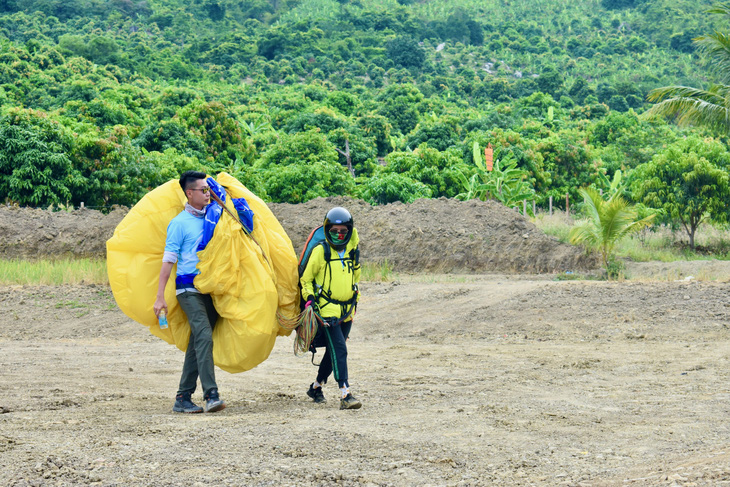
[277,307,325,356]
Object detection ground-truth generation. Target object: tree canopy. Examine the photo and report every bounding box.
[631,136,730,248]
[0,0,724,218]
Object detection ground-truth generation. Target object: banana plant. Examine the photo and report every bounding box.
[241,118,272,137]
[455,172,486,201]
[456,142,535,211]
[594,169,624,198]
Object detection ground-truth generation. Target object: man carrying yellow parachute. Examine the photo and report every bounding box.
[106,171,300,414]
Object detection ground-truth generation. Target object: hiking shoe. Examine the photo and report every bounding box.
[307,383,326,404]
[203,389,226,413]
[172,393,203,414]
[340,393,362,410]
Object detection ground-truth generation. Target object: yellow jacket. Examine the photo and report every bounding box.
[300,228,360,319]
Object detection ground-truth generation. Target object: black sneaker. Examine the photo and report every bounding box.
[203,389,226,413]
[307,383,326,403]
[340,393,362,410]
[172,393,203,414]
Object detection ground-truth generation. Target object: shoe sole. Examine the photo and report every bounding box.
[340,402,362,410]
[205,402,226,413]
[172,407,203,414]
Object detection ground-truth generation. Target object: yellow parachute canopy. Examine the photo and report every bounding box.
[106,172,299,373]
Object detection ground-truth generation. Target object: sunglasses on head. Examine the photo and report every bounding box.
[189,186,210,194]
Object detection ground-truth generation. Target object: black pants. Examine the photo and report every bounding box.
[312,319,352,388]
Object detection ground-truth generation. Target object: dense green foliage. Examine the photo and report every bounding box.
[646,4,730,134]
[631,136,730,248]
[0,0,727,229]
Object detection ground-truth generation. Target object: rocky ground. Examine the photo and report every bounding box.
[1,198,729,486]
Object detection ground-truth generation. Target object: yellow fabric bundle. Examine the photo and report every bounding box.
[106,172,299,373]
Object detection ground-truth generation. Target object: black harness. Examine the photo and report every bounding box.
[315,243,360,327]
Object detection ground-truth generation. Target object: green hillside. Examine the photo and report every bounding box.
[0,0,725,214]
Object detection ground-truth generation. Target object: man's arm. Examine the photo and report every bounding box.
[353,253,361,287]
[353,245,361,303]
[154,261,174,317]
[155,216,181,317]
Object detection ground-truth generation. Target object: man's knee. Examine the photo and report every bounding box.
[194,328,214,347]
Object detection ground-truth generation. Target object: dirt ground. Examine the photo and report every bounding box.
[1,198,730,486]
[1,276,729,486]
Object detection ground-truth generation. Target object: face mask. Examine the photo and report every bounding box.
[329,230,348,245]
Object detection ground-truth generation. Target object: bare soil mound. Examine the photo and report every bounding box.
[0,197,597,273]
[270,197,597,273]
[0,206,128,259]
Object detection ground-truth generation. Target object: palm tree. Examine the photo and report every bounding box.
[569,188,654,278]
[645,4,730,132]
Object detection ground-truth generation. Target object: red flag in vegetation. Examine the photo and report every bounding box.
[485,144,493,171]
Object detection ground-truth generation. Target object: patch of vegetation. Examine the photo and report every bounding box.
[0,258,108,285]
[534,214,730,263]
[361,260,395,282]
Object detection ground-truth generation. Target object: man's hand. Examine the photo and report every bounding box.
[305,295,315,309]
[153,297,167,317]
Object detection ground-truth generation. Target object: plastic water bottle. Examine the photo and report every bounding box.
[158,309,168,329]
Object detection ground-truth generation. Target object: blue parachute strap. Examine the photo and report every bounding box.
[197,177,255,252]
[198,177,223,252]
[232,197,254,234]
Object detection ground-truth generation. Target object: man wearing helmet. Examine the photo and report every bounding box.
[301,207,362,410]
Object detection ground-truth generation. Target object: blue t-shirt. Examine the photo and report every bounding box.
[164,211,205,288]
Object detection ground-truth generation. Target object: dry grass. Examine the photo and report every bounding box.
[361,260,396,282]
[532,211,730,262]
[0,258,108,285]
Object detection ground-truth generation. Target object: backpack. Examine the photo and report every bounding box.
[297,225,360,316]
[298,225,327,278]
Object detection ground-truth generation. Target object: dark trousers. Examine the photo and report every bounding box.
[313,320,352,388]
[176,291,219,397]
